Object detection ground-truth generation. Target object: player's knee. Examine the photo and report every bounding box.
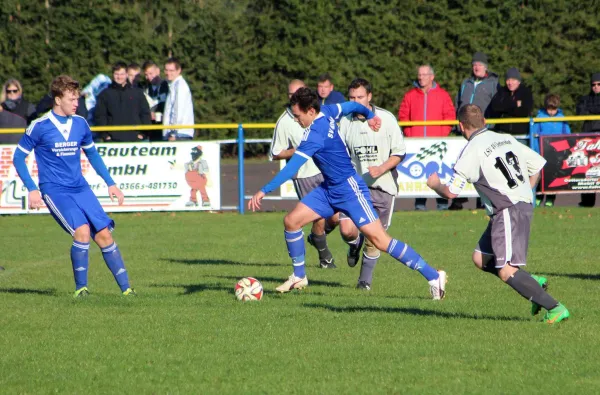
[364,239,380,258]
[472,251,484,270]
[339,219,358,242]
[94,228,114,247]
[283,214,298,230]
[73,225,91,243]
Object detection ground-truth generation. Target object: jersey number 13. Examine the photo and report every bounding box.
[494,151,524,189]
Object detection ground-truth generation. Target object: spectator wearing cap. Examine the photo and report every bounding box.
[489,67,534,135]
[575,72,600,207]
[451,51,500,210]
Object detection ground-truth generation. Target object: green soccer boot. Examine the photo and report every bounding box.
[544,303,570,325]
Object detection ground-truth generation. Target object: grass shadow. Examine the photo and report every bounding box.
[0,287,56,296]
[207,274,344,288]
[160,258,288,267]
[303,303,530,322]
[539,272,600,281]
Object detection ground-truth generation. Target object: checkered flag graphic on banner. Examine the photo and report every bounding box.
[415,142,448,161]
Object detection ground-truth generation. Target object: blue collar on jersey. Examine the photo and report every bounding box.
[51,110,71,124]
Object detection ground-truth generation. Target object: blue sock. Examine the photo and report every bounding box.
[285,229,306,278]
[101,242,130,292]
[387,239,439,281]
[71,241,90,290]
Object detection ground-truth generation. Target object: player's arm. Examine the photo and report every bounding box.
[427,172,462,199]
[269,116,296,160]
[272,148,295,160]
[368,155,403,179]
[338,102,381,131]
[517,138,546,188]
[370,115,406,178]
[13,126,44,210]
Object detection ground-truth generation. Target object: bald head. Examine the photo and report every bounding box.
[288,79,306,99]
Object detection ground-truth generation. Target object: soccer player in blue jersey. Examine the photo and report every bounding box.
[249,88,447,299]
[12,75,136,298]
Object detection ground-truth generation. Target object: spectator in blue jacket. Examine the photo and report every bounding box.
[532,94,571,207]
[317,73,345,105]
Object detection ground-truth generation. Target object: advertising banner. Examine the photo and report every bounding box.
[0,141,220,214]
[541,133,600,193]
[279,137,478,198]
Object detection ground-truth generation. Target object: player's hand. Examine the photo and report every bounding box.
[367,116,382,132]
[28,190,43,210]
[248,190,265,212]
[426,172,441,189]
[108,185,125,205]
[368,166,385,178]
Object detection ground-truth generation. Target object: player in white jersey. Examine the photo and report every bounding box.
[337,78,406,290]
[427,104,569,324]
[12,75,136,298]
[270,80,336,269]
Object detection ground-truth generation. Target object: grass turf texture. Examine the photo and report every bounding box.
[1,209,599,394]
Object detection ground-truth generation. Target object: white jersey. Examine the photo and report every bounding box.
[269,107,321,179]
[339,105,406,196]
[450,128,546,215]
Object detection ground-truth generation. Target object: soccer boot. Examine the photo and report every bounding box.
[544,303,570,325]
[275,274,308,293]
[530,275,548,316]
[347,234,365,268]
[429,270,447,300]
[73,287,90,298]
[122,288,137,296]
[356,281,371,291]
[319,258,337,269]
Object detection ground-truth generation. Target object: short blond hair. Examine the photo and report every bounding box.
[50,75,80,99]
[458,104,485,130]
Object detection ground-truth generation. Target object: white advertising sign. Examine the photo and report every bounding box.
[0,141,220,214]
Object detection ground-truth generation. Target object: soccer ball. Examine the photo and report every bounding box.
[235,277,264,302]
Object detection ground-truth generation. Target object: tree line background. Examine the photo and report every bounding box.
[1,0,599,149]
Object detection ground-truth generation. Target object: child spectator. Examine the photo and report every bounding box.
[532,94,571,207]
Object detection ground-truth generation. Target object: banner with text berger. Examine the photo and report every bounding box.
[279,137,478,198]
[0,141,220,214]
[541,133,600,193]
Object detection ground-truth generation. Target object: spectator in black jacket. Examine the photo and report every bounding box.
[1,79,35,122]
[94,61,151,142]
[490,67,534,135]
[575,72,600,207]
[0,106,27,144]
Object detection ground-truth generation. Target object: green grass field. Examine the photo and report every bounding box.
[1,209,599,394]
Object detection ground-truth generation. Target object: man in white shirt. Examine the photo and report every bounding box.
[163,57,194,141]
[338,78,406,290]
[427,104,569,325]
[269,79,336,269]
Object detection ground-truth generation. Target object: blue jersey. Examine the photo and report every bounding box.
[17,111,95,193]
[295,104,357,188]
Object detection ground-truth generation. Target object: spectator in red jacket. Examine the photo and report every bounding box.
[398,65,455,210]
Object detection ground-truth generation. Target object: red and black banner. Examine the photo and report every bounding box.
[541,133,600,193]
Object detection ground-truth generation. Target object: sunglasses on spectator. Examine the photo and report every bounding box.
[592,83,600,87]
[6,89,19,93]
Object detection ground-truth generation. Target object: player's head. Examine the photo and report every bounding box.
[112,61,128,86]
[143,61,161,82]
[347,78,372,108]
[457,104,485,138]
[317,73,334,99]
[289,87,320,128]
[288,79,306,100]
[127,63,141,85]
[544,94,560,116]
[50,75,80,117]
[417,65,435,90]
[165,57,182,82]
[471,52,488,79]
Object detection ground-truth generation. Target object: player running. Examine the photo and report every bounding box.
[427,104,569,324]
[13,75,135,297]
[249,87,446,299]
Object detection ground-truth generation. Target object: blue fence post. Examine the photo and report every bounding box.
[237,123,245,215]
[528,117,535,148]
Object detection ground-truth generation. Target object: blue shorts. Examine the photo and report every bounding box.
[42,187,114,237]
[301,174,378,227]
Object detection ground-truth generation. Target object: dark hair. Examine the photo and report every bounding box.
[142,60,158,71]
[317,73,333,84]
[348,78,372,94]
[457,104,485,130]
[289,87,320,113]
[127,62,140,72]
[50,75,80,99]
[112,61,128,72]
[165,57,182,70]
[544,94,560,109]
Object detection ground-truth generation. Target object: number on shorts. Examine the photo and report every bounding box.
[494,151,524,189]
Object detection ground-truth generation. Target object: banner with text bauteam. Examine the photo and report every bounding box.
[0,142,220,214]
[280,137,478,198]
